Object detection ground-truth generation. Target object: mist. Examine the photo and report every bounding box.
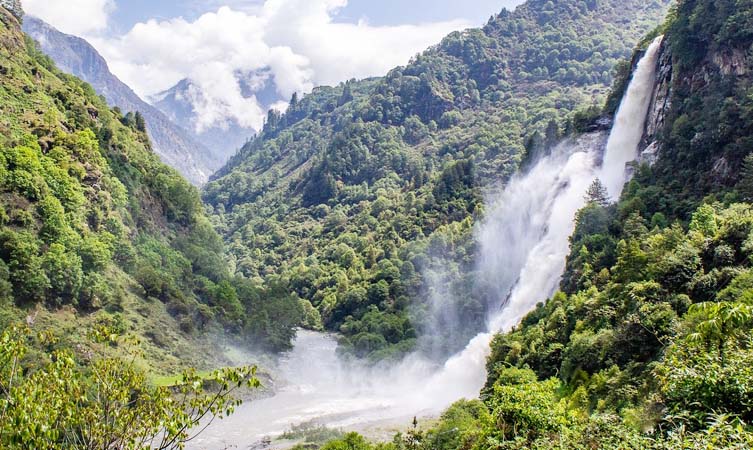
[192,37,664,450]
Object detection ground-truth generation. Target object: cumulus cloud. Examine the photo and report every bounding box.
[31,0,468,132]
[22,0,114,35]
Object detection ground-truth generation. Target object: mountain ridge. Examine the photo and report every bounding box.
[149,71,284,166]
[204,0,672,360]
[22,16,216,185]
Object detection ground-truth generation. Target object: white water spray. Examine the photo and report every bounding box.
[424,133,604,392]
[600,36,664,200]
[194,37,664,449]
[427,35,665,401]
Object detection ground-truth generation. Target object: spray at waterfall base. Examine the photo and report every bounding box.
[190,36,665,449]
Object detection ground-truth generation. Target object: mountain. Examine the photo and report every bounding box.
[432,0,753,448]
[21,16,216,185]
[204,0,672,360]
[0,5,302,377]
[282,0,753,448]
[151,70,284,165]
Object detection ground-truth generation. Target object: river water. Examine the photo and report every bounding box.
[189,330,472,449]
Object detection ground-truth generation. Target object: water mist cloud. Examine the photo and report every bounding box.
[77,0,467,133]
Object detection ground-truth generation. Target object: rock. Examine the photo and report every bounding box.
[642,40,673,151]
[587,116,613,132]
[0,0,22,20]
[639,141,660,166]
[712,156,732,181]
[712,48,747,76]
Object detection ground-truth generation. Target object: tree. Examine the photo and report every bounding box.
[211,280,244,326]
[585,179,610,207]
[338,81,354,107]
[134,111,147,132]
[0,326,259,450]
[544,119,560,146]
[738,153,753,201]
[42,243,84,306]
[687,301,753,365]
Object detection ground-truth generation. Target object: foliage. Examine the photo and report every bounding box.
[0,325,258,449]
[204,0,670,359]
[307,2,753,446]
[0,8,298,354]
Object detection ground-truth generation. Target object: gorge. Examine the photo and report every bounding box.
[3,0,753,448]
[192,36,665,449]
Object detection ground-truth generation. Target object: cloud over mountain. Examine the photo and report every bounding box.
[23,0,114,35]
[24,0,468,134]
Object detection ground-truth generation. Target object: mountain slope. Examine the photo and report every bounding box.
[310,1,753,449]
[0,7,302,374]
[469,0,753,447]
[22,16,216,185]
[204,0,672,360]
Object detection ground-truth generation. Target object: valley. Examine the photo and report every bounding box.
[1,0,753,449]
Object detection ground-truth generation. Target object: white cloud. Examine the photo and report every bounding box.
[58,0,469,132]
[22,0,114,36]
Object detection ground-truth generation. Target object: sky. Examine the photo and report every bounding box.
[20,0,525,132]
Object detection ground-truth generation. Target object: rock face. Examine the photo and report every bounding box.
[0,0,22,20]
[639,36,750,171]
[712,48,747,76]
[22,16,216,185]
[641,39,673,162]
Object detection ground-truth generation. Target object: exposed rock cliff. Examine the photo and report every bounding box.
[0,0,22,20]
[640,40,673,165]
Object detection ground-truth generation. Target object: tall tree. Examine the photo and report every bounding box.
[585,178,610,207]
[738,153,753,201]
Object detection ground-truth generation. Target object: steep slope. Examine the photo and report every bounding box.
[205,0,671,360]
[305,1,753,449]
[151,71,283,164]
[452,0,753,447]
[22,16,216,185]
[0,7,300,373]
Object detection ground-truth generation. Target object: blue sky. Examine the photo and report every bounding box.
[23,0,527,132]
[110,0,525,34]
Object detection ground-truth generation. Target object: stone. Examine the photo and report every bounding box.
[0,0,23,20]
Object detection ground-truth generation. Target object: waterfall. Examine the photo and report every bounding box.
[600,36,664,199]
[421,133,603,396]
[194,37,666,449]
[425,36,665,397]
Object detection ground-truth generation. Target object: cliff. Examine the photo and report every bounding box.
[0,0,22,20]
[22,17,216,185]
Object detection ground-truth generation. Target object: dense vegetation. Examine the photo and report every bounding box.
[205,0,671,359]
[304,0,753,448]
[0,4,298,380]
[0,7,269,446]
[0,324,257,449]
[5,0,753,446]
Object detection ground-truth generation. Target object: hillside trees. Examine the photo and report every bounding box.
[0,8,302,358]
[0,326,258,449]
[204,0,671,359]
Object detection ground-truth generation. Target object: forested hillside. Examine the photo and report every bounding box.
[0,6,299,377]
[22,16,217,186]
[205,0,671,360]
[314,0,753,448]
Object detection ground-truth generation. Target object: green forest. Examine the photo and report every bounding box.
[204,0,671,360]
[1,0,753,448]
[303,0,753,448]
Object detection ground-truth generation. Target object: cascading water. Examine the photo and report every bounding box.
[193,37,664,449]
[600,36,664,199]
[425,34,665,401]
[421,132,605,394]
